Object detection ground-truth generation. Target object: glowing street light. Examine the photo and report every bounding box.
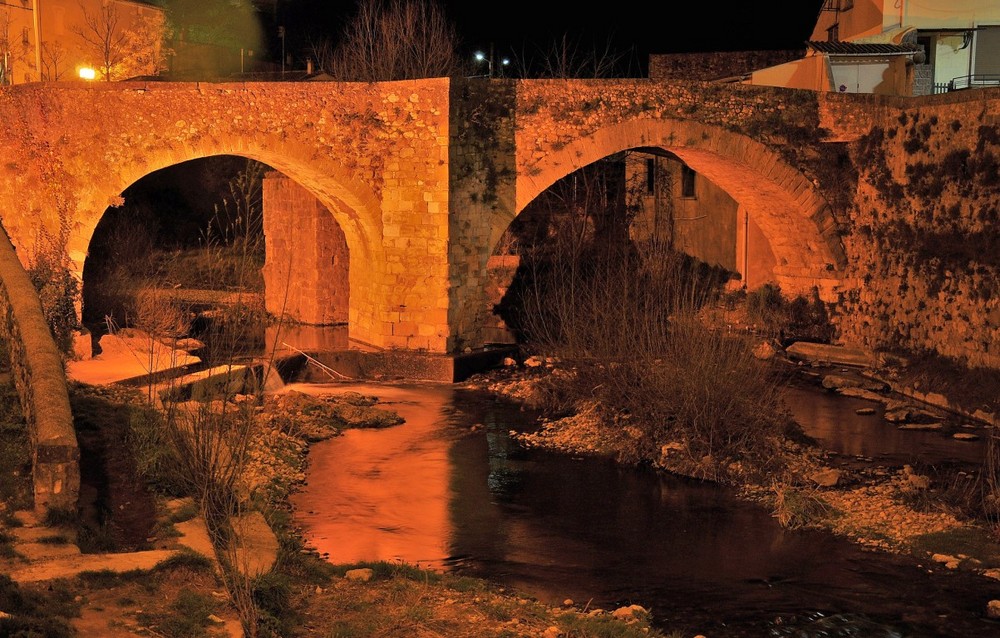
[474,45,510,78]
[78,67,96,81]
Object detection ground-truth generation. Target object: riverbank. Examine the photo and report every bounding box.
[459,350,1000,606]
[0,377,676,638]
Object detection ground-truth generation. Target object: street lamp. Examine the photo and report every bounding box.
[473,45,510,78]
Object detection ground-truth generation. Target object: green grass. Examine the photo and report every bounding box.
[0,574,79,637]
[152,550,217,574]
[136,588,219,638]
[909,527,1000,568]
[556,608,659,637]
[78,568,155,589]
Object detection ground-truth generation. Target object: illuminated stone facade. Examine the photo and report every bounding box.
[0,78,995,370]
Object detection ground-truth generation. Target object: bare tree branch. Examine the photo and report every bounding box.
[317,0,462,81]
[74,2,167,81]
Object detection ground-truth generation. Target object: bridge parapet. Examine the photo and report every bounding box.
[0,229,77,516]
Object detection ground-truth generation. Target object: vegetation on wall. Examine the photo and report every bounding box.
[25,218,81,358]
[846,110,1000,365]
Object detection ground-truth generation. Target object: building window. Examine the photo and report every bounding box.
[827,23,839,42]
[842,0,853,10]
[645,158,655,195]
[681,165,696,198]
[21,27,29,46]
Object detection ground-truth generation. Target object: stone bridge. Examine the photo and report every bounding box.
[3,77,999,513]
[0,78,866,352]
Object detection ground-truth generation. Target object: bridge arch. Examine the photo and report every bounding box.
[511,118,846,298]
[75,144,386,347]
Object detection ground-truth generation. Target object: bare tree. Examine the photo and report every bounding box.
[509,32,637,79]
[316,0,462,81]
[0,8,33,85]
[41,41,67,81]
[74,2,167,81]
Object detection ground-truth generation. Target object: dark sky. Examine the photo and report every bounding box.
[280,0,827,76]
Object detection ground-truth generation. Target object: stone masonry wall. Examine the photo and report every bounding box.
[0,79,453,352]
[0,228,78,515]
[509,79,846,300]
[836,88,1000,368]
[262,173,349,327]
[649,51,807,82]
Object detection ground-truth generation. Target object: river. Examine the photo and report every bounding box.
[287,378,1000,637]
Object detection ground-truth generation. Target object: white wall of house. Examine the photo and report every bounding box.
[893,0,1000,32]
[934,33,974,86]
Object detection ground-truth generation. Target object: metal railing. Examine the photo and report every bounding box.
[945,74,1000,91]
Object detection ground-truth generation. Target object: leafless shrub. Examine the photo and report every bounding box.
[314,0,462,81]
[510,32,637,79]
[501,160,793,484]
[109,161,287,637]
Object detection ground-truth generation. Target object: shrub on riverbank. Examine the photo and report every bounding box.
[500,236,799,484]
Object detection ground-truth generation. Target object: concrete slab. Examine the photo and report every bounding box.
[230,511,278,578]
[174,517,217,561]
[67,330,201,385]
[785,342,874,368]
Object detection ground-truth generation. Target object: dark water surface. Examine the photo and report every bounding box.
[288,381,1000,637]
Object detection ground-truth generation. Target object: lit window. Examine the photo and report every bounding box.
[681,165,696,198]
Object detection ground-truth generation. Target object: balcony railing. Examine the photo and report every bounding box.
[946,74,1000,91]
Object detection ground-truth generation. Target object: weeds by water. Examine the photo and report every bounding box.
[501,227,797,483]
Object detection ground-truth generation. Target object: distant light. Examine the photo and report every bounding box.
[78,67,96,80]
[474,51,486,62]
[500,58,510,66]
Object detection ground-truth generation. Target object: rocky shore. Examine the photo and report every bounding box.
[460,342,1000,620]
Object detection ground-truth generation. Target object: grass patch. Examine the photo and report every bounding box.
[556,608,658,637]
[331,560,442,584]
[909,527,1000,568]
[0,575,79,637]
[152,550,217,575]
[771,485,842,529]
[78,568,156,589]
[136,588,220,638]
[168,499,200,523]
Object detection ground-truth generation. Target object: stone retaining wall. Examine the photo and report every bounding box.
[0,228,78,515]
[836,90,1000,369]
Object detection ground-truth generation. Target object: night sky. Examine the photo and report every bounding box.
[278,0,828,77]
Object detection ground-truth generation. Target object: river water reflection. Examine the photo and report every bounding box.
[288,381,1000,637]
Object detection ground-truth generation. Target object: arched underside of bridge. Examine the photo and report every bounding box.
[510,118,847,300]
[77,146,385,347]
